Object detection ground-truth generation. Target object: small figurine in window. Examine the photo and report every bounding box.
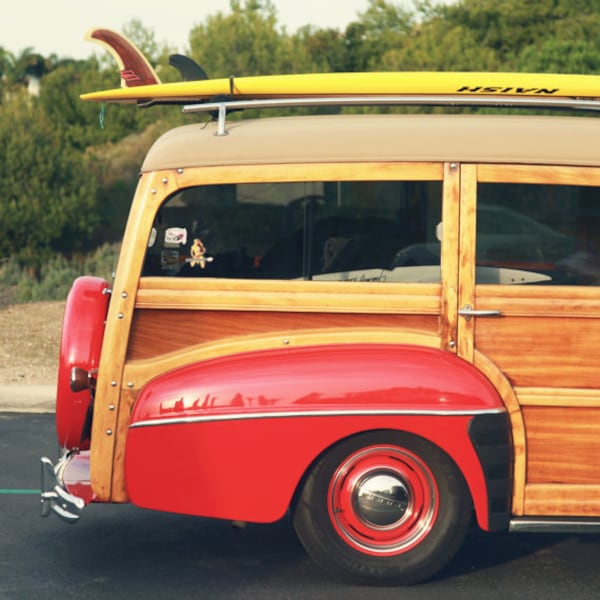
[190,238,207,268]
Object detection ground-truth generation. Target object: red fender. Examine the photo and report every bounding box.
[125,344,506,525]
[56,276,110,450]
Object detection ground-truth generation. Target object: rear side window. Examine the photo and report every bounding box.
[143,180,442,283]
[476,183,600,285]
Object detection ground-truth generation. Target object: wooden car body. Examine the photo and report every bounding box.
[45,111,600,583]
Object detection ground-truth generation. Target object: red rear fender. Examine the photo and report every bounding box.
[130,344,504,424]
[126,344,506,525]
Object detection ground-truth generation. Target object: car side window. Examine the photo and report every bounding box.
[476,183,600,285]
[143,180,443,283]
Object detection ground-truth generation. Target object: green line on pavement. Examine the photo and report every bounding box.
[0,489,39,494]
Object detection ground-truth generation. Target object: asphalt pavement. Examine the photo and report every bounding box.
[2,413,600,599]
[0,384,55,413]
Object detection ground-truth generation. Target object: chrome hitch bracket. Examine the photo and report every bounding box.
[40,456,85,524]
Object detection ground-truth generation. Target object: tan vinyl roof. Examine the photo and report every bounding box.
[141,113,600,172]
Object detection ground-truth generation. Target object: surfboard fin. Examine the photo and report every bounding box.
[169,54,210,82]
[85,27,161,87]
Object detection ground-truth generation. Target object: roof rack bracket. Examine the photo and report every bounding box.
[215,103,229,137]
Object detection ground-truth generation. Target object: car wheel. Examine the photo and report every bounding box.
[292,431,471,585]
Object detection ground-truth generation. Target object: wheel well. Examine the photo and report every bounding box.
[290,428,473,515]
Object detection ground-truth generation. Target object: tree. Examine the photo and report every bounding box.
[0,100,100,271]
[344,0,414,71]
[517,39,600,73]
[290,27,347,72]
[123,19,163,66]
[188,0,290,77]
[382,0,600,72]
[39,59,154,148]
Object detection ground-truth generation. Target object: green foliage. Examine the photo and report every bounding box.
[344,0,415,71]
[382,0,600,72]
[0,243,120,303]
[86,121,174,242]
[517,40,600,74]
[188,0,292,76]
[290,27,347,72]
[0,99,100,269]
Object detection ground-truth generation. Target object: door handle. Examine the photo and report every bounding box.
[458,304,502,320]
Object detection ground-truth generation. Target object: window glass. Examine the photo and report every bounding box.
[476,183,600,285]
[143,180,442,282]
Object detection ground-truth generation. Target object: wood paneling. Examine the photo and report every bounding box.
[517,387,600,408]
[91,171,179,502]
[93,160,600,518]
[173,162,444,188]
[474,316,600,388]
[457,164,477,363]
[135,278,442,314]
[476,284,600,317]
[92,162,447,503]
[524,484,600,516]
[123,328,443,396]
[523,406,600,485]
[472,165,600,518]
[478,164,600,186]
[127,310,439,361]
[440,162,460,353]
[474,285,600,388]
[111,389,137,503]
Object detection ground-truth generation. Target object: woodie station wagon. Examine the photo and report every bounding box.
[41,29,600,586]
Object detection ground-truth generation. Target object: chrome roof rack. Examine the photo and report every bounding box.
[182,94,600,136]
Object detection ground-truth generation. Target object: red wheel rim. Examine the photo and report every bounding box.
[328,444,439,556]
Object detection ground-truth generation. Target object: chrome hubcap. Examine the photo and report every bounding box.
[355,473,409,527]
[328,445,439,555]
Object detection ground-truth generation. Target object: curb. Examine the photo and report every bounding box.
[0,385,55,413]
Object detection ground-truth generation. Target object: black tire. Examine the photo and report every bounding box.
[292,430,471,585]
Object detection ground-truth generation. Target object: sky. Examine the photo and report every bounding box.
[1,0,436,61]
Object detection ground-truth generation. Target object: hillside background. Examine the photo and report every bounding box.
[2,0,600,306]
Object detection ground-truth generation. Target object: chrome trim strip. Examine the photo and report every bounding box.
[510,517,600,533]
[182,95,600,136]
[129,407,505,429]
[183,95,600,114]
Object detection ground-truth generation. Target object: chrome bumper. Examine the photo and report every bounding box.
[40,455,86,523]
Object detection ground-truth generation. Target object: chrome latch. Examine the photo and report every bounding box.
[458,304,501,321]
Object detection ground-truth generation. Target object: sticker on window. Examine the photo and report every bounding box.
[164,227,188,245]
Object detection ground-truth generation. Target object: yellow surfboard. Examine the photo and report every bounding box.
[81,28,600,106]
[81,71,600,104]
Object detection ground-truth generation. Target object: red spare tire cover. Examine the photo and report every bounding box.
[56,276,110,450]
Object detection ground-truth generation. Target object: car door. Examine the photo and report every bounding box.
[457,163,600,519]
